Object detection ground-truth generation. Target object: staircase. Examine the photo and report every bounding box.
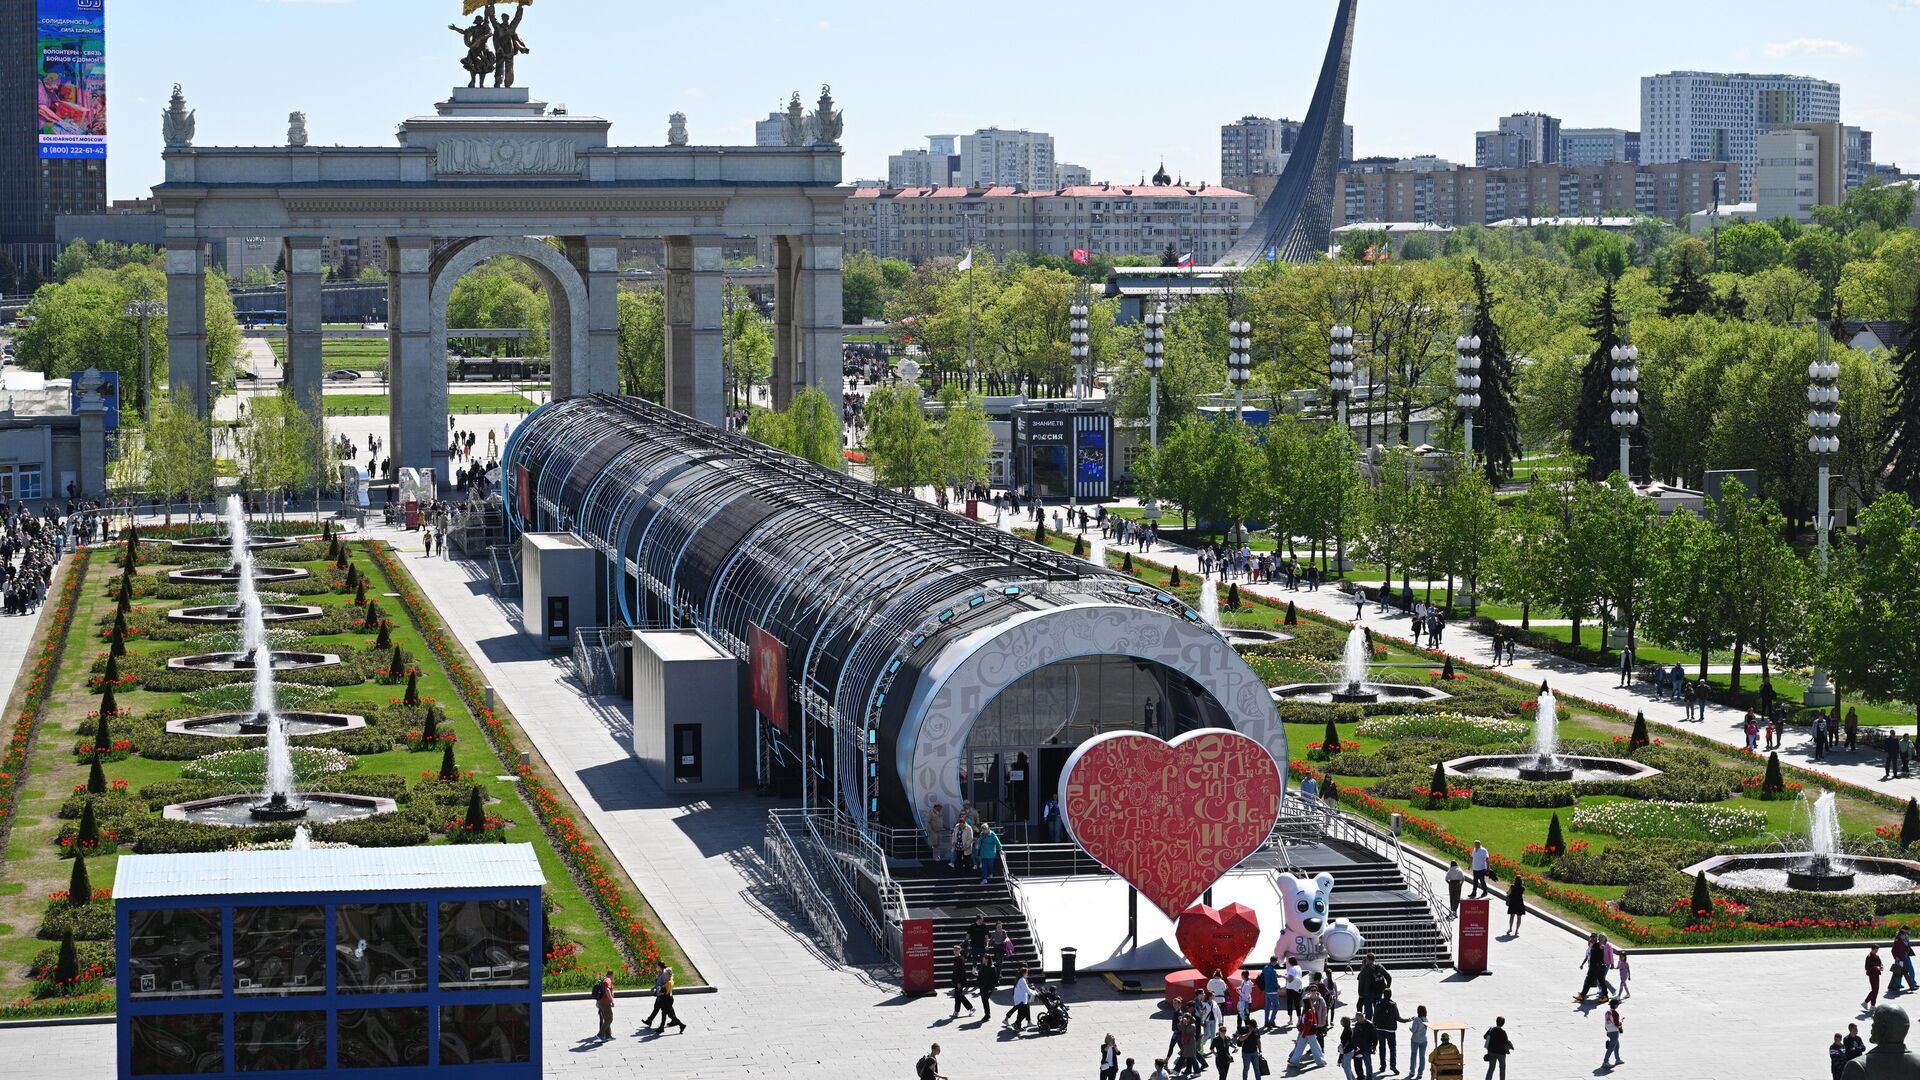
[890,864,1044,976]
[1279,837,1453,970]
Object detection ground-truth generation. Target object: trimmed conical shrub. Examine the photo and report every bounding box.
[364,600,382,625]
[344,564,360,589]
[464,786,486,832]
[1429,760,1450,806]
[421,705,440,742]
[1762,751,1785,794]
[374,620,392,649]
[1169,566,1182,587]
[389,645,405,678]
[114,575,132,608]
[102,653,118,686]
[108,612,127,658]
[1072,535,1087,558]
[353,580,368,607]
[99,682,117,718]
[1121,552,1134,573]
[1903,799,1920,850]
[91,709,111,755]
[1544,812,1565,855]
[1226,583,1241,610]
[1539,680,1550,695]
[1441,656,1454,680]
[1688,870,1712,919]
[53,930,78,987]
[67,854,91,906]
[404,672,420,706]
[78,800,100,847]
[1629,712,1650,750]
[1321,716,1341,758]
[1285,601,1297,626]
[438,741,458,782]
[85,756,106,795]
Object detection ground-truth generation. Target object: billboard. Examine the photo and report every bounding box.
[36,0,107,160]
[749,624,789,735]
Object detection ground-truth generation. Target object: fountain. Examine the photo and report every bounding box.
[1789,791,1854,891]
[1684,791,1920,895]
[290,825,312,850]
[166,504,309,584]
[166,500,300,555]
[1444,685,1663,783]
[1199,577,1220,628]
[162,497,394,828]
[1270,626,1450,705]
[1088,533,1107,572]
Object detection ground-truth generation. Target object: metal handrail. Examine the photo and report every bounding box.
[1001,853,1048,972]
[781,809,903,965]
[1290,797,1454,968]
[763,810,849,965]
[809,811,910,928]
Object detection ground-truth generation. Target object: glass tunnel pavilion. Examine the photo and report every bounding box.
[503,395,1283,834]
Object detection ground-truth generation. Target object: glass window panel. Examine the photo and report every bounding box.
[338,1007,430,1070]
[130,1013,225,1076]
[439,1003,532,1065]
[334,904,427,994]
[128,908,223,1000]
[232,906,326,996]
[235,1010,327,1072]
[437,899,530,989]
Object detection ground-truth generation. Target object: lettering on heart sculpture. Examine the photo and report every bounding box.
[1060,729,1284,921]
[1176,902,1261,978]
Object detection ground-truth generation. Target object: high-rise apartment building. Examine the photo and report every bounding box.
[845,182,1254,265]
[1755,122,1845,223]
[1,0,108,288]
[887,136,962,188]
[959,128,1056,189]
[1844,126,1874,190]
[754,111,786,147]
[1220,115,1354,189]
[1559,128,1641,167]
[1475,113,1561,169]
[1640,71,1840,199]
[1336,160,1738,228]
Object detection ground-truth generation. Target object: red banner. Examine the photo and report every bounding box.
[513,463,532,525]
[1457,898,1490,974]
[1060,730,1283,921]
[749,624,788,734]
[901,918,936,994]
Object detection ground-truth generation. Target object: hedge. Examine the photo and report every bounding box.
[0,548,89,858]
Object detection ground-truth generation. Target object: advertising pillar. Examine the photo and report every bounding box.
[901,918,936,995]
[1456,897,1490,974]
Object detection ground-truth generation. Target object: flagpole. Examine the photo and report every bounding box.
[966,251,975,391]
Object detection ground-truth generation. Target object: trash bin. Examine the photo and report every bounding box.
[1061,946,1077,982]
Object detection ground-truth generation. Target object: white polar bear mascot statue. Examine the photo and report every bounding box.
[1276,871,1365,973]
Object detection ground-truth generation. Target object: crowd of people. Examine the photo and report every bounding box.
[0,504,62,616]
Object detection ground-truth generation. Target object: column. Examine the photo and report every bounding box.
[282,237,325,421]
[386,237,447,478]
[793,236,844,402]
[567,237,620,398]
[663,236,724,426]
[164,237,209,417]
[770,236,798,410]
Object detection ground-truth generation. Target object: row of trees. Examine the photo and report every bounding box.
[614,285,772,405]
[15,260,241,406]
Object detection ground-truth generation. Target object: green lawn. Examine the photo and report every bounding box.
[0,538,691,1009]
[323,393,533,416]
[264,337,388,372]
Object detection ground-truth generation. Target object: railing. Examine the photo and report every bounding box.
[763,810,849,965]
[772,808,905,967]
[569,626,630,696]
[999,841,1111,878]
[488,544,520,596]
[808,811,910,930]
[1002,856,1048,972]
[1288,796,1454,967]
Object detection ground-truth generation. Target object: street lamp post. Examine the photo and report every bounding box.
[1455,332,1482,460]
[1805,324,1841,708]
[1142,302,1165,519]
[1329,321,1355,432]
[1069,294,1090,403]
[1227,319,1250,422]
[124,282,166,425]
[1609,340,1640,481]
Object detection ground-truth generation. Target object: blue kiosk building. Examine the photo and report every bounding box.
[114,844,545,1077]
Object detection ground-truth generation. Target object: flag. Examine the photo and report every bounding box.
[956,250,973,272]
[1071,248,1090,266]
[465,0,530,13]
[1175,252,1195,269]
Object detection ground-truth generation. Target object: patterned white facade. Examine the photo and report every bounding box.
[1640,71,1840,200]
[845,184,1255,264]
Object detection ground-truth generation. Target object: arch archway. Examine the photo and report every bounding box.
[429,235,588,402]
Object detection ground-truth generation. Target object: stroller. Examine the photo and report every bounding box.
[1036,983,1070,1033]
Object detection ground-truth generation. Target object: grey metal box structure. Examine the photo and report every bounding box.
[520,532,598,647]
[631,629,740,791]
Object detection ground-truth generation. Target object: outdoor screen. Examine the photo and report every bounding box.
[36,0,106,160]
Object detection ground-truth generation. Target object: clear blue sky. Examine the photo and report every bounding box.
[102,0,1919,199]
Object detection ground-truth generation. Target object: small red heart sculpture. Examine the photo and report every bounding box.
[1061,729,1284,921]
[1176,902,1262,978]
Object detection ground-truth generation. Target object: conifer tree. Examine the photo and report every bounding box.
[1879,282,1920,499]
[1467,261,1522,484]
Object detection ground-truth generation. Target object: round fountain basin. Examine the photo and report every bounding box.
[1272,682,1453,706]
[162,792,397,827]
[1442,753,1664,783]
[1685,853,1920,895]
[164,711,366,739]
[1222,628,1293,647]
[166,604,323,626]
[167,565,311,586]
[167,651,342,673]
[169,535,302,553]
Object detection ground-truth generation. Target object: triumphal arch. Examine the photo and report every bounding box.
[152,17,845,477]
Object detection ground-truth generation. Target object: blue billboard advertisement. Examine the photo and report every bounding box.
[36,0,107,160]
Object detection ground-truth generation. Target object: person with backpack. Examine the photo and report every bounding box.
[641,964,687,1032]
[1288,986,1327,1069]
[591,969,615,1041]
[1601,1000,1624,1069]
[917,1043,947,1080]
[1257,956,1282,1028]
[1482,1017,1512,1080]
[1373,989,1402,1075]
[1235,1024,1264,1080]
[949,945,975,1017]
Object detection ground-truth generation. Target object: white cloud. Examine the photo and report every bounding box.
[1762,37,1860,58]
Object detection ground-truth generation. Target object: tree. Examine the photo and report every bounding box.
[144,394,215,523]
[1360,447,1423,594]
[1569,280,1642,481]
[863,384,940,493]
[744,386,844,471]
[1141,414,1263,540]
[1715,222,1789,275]
[1467,261,1522,484]
[1811,493,1920,733]
[1661,246,1713,317]
[236,391,320,518]
[1578,476,1659,655]
[616,288,665,399]
[933,386,994,494]
[723,288,774,405]
[1642,495,1732,679]
[1302,426,1365,574]
[1709,478,1798,694]
[1483,477,1564,630]
[1879,282,1920,501]
[1438,463,1498,613]
[447,258,549,356]
[1812,177,1918,235]
[1788,230,1845,307]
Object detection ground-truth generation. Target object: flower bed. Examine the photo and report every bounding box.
[180,627,311,653]
[0,550,90,853]
[182,681,336,711]
[179,745,357,784]
[1355,713,1528,746]
[1570,800,1767,842]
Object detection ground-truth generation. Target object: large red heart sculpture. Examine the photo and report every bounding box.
[1176,902,1262,978]
[1060,729,1284,921]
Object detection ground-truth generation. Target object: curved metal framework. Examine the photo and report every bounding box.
[506,396,1281,831]
[1222,0,1359,265]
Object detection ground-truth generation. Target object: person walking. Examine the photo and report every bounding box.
[1121,1058,1142,1080]
[1373,989,1401,1076]
[1236,970,1255,1033]
[1211,1029,1234,1080]
[975,957,997,1022]
[949,945,974,1017]
[1886,730,1904,782]
[975,823,1003,886]
[951,817,976,872]
[1406,1005,1430,1080]
[1284,956,1305,1028]
[1867,945,1886,1010]
[1813,711,1829,760]
[1236,1025,1264,1080]
[1893,928,1918,994]
[1576,934,1609,1002]
[1445,860,1466,916]
[1482,1017,1512,1080]
[1601,1000,1624,1069]
[1356,953,1385,1019]
[1469,841,1490,898]
[1258,956,1282,1029]
[641,964,687,1032]
[1288,985,1327,1069]
[1006,963,1033,1031]
[1101,1035,1122,1080]
[591,969,616,1041]
[1505,877,1527,936]
[927,803,950,862]
[916,1043,948,1080]
[1847,707,1861,753]
[965,915,988,962]
[1681,678,1696,722]
[1352,1013,1379,1079]
[1614,949,1631,1001]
